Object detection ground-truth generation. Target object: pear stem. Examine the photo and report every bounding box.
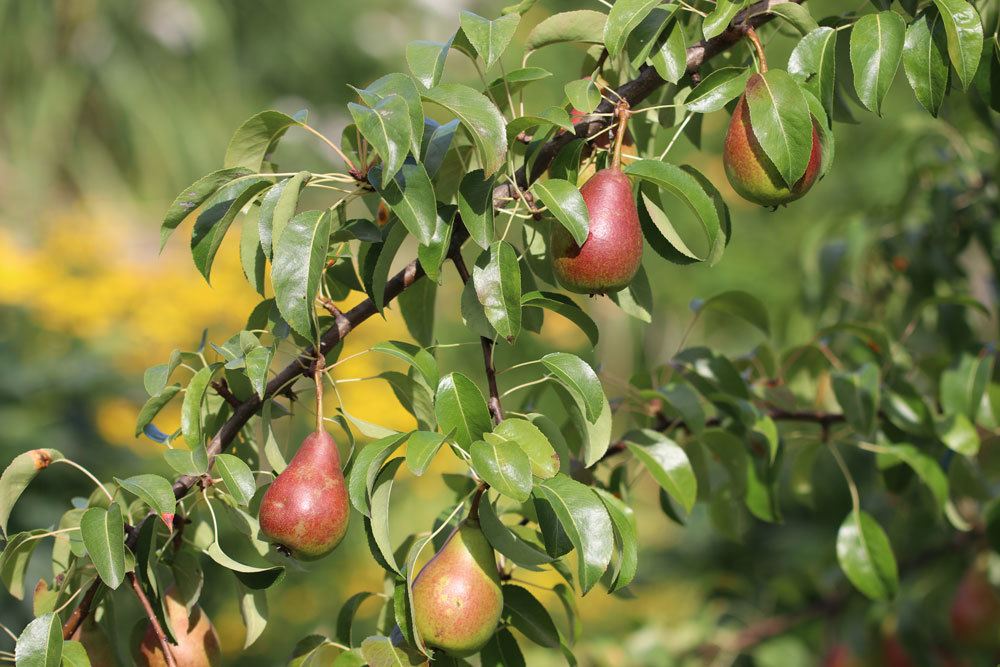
[127,572,178,667]
[314,354,325,432]
[469,483,487,522]
[745,27,768,73]
[610,101,631,172]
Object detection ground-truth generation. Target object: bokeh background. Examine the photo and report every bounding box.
[1,0,996,665]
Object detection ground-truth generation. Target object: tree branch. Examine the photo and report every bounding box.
[127,572,177,667]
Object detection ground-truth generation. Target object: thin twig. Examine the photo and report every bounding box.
[127,572,177,667]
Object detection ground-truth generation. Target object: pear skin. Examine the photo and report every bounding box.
[950,564,1000,647]
[723,73,822,207]
[72,617,117,666]
[258,429,349,560]
[411,520,503,656]
[551,167,643,295]
[135,588,221,667]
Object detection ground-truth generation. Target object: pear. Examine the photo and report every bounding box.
[258,429,349,560]
[411,520,503,656]
[723,73,822,207]
[550,166,642,295]
[820,644,862,667]
[135,587,221,667]
[950,563,1000,647]
[72,617,117,666]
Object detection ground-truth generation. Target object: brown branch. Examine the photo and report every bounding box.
[60,579,101,639]
[450,245,504,425]
[127,572,177,667]
[210,380,240,409]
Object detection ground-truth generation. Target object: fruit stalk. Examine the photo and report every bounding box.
[745,27,768,73]
[128,572,178,667]
[611,101,632,171]
[314,353,325,432]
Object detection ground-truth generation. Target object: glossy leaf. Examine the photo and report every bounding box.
[940,353,992,421]
[703,0,748,40]
[370,164,436,246]
[902,8,950,115]
[80,504,126,589]
[769,3,819,34]
[481,629,525,667]
[604,0,662,58]
[258,172,308,257]
[115,474,176,525]
[685,67,750,113]
[204,541,284,589]
[404,431,448,476]
[458,169,496,249]
[473,241,522,341]
[421,83,508,177]
[530,178,589,246]
[533,474,613,594]
[745,69,814,187]
[502,584,561,647]
[215,454,256,507]
[789,27,838,120]
[850,11,906,115]
[349,95,412,184]
[272,210,332,338]
[460,11,520,69]
[225,110,301,171]
[347,433,409,517]
[542,353,603,423]
[593,488,638,592]
[471,439,533,502]
[493,418,559,478]
[832,363,881,436]
[694,290,770,335]
[407,38,453,89]
[521,291,599,346]
[479,498,553,567]
[134,385,181,437]
[160,167,252,250]
[837,510,898,600]
[366,458,405,576]
[181,364,216,450]
[624,430,697,512]
[190,176,272,281]
[931,0,983,90]
[15,612,62,667]
[434,373,492,448]
[1,530,46,599]
[525,10,607,53]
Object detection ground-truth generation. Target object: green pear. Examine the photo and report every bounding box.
[411,520,503,656]
[135,587,222,667]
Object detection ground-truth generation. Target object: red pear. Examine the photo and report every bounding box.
[258,429,349,560]
[550,166,642,295]
[950,564,1000,647]
[723,73,822,207]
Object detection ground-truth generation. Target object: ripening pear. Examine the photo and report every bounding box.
[550,166,643,295]
[72,617,117,666]
[723,72,822,207]
[135,587,221,667]
[950,563,1000,647]
[411,520,503,656]
[258,429,349,560]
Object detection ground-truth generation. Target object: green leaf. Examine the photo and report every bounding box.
[204,541,284,589]
[931,0,983,90]
[533,474,613,594]
[604,0,662,58]
[659,383,706,433]
[245,346,274,400]
[238,582,268,648]
[15,612,62,667]
[404,431,448,476]
[695,290,770,335]
[357,74,426,163]
[259,172,308,257]
[349,96,412,184]
[60,640,90,667]
[850,11,906,115]
[940,353,992,421]
[789,27,838,121]
[421,83,507,177]
[832,363,881,436]
[542,353,603,423]
[493,418,559,478]
[882,444,949,509]
[685,67,750,113]
[531,179,589,246]
[80,504,126,589]
[479,498,553,568]
[190,176,272,281]
[134,385,181,437]
[593,488,638,592]
[473,241,522,341]
[225,110,302,171]
[460,11,520,69]
[214,454,256,507]
[624,430,697,512]
[525,10,607,53]
[745,70,814,187]
[407,38,453,89]
[160,168,253,250]
[347,434,409,517]
[902,9,950,116]
[650,17,688,84]
[802,89,835,178]
[1,530,46,599]
[938,412,980,456]
[434,373,493,449]
[482,629,525,667]
[360,635,421,666]
[164,446,209,476]
[366,458,405,576]
[703,0,748,40]
[501,584,561,647]
[336,591,375,646]
[240,209,266,295]
[836,510,899,600]
[370,164,437,246]
[115,475,176,525]
[768,3,819,34]
[181,364,217,449]
[143,350,182,396]
[626,161,724,265]
[521,291,599,346]
[563,78,601,114]
[371,341,440,389]
[458,170,496,250]
[471,439,533,502]
[272,210,332,338]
